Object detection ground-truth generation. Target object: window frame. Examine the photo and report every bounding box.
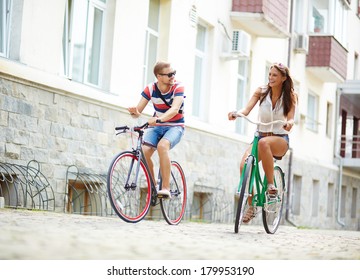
[310,0,348,46]
[0,0,12,58]
[143,0,160,87]
[306,91,319,132]
[192,22,208,120]
[63,0,106,88]
[235,60,248,134]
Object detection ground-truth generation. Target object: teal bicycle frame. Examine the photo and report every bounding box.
[237,132,268,208]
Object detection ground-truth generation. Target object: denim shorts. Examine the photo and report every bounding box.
[258,134,289,146]
[143,126,185,149]
[258,134,289,160]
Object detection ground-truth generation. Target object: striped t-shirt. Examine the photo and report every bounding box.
[141,82,185,126]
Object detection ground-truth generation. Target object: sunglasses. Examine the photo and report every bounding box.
[158,71,176,78]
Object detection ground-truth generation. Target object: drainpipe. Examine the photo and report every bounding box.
[284,0,297,227]
[335,88,345,227]
[285,147,297,227]
[287,0,294,69]
[335,155,345,227]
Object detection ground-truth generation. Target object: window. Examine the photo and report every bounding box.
[192,23,208,119]
[143,0,160,86]
[351,188,357,218]
[192,192,212,222]
[235,60,248,134]
[310,0,348,46]
[306,91,319,132]
[63,0,106,87]
[292,175,302,215]
[326,102,333,137]
[0,0,11,57]
[294,0,306,33]
[311,180,320,217]
[264,63,270,85]
[312,6,324,33]
[340,185,346,218]
[327,183,334,217]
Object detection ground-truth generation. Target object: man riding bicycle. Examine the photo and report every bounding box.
[128,61,185,199]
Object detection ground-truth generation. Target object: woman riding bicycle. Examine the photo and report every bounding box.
[128,61,185,199]
[228,62,298,223]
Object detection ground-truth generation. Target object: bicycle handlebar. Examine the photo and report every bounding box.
[115,122,149,134]
[232,112,287,126]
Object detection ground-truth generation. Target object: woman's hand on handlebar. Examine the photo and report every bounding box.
[228,111,245,120]
[228,111,238,121]
[283,120,294,131]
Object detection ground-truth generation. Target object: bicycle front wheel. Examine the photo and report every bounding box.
[107,151,152,223]
[262,165,285,234]
[234,156,254,233]
[160,161,187,225]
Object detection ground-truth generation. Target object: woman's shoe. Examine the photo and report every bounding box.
[243,206,256,223]
[157,189,171,199]
[267,184,277,197]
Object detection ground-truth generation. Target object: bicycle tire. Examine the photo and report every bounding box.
[262,165,285,234]
[234,156,254,233]
[160,161,187,225]
[107,151,152,223]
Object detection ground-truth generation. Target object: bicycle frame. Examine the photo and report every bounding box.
[237,131,269,208]
[122,127,157,197]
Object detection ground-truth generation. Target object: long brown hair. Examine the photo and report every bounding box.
[260,63,297,117]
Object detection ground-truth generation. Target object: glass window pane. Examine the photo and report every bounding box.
[146,33,158,84]
[87,7,103,85]
[0,0,5,54]
[307,93,318,131]
[192,56,202,116]
[148,0,159,31]
[71,0,88,82]
[196,25,206,51]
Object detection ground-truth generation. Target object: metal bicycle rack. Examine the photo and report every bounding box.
[0,160,55,211]
[64,165,114,216]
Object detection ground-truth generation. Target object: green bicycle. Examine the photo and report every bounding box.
[234,113,286,234]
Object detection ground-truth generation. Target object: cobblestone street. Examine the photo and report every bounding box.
[1,208,360,280]
[1,208,359,260]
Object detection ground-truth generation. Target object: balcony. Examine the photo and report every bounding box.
[306,36,348,83]
[230,0,290,38]
[336,80,360,173]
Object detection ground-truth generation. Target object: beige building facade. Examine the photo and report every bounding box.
[0,0,360,230]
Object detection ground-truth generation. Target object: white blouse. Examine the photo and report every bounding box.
[258,88,288,134]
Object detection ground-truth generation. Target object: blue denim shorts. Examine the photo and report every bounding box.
[258,134,289,160]
[143,126,185,149]
[258,134,289,146]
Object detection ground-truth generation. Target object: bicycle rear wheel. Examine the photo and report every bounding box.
[262,165,285,234]
[160,161,187,225]
[234,156,254,233]
[107,151,151,223]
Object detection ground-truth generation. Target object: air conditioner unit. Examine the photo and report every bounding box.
[232,30,250,57]
[294,34,309,53]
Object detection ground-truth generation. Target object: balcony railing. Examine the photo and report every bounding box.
[339,135,360,167]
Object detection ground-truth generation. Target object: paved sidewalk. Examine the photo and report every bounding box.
[0,208,359,260]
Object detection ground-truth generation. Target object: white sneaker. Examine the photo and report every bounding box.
[157,189,171,199]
